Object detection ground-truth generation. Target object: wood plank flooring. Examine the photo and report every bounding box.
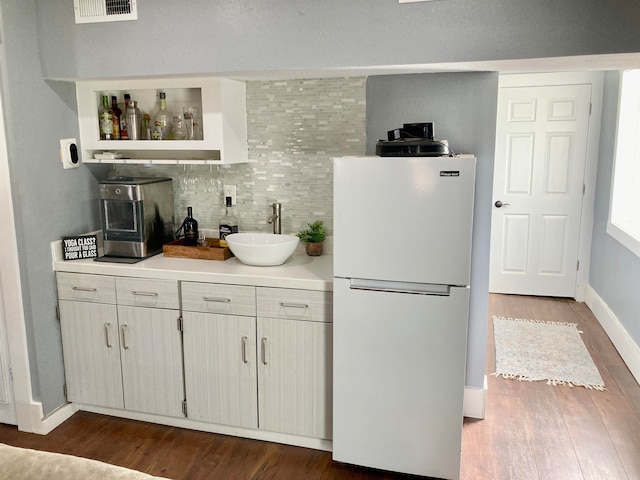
[0,294,639,479]
[462,294,640,480]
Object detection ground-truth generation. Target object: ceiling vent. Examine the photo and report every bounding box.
[74,0,137,24]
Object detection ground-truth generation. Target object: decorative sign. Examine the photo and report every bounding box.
[62,235,98,260]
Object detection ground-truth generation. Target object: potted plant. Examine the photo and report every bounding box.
[296,220,327,256]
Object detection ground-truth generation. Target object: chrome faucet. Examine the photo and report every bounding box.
[268,203,281,234]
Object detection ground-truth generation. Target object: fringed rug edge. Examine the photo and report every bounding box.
[490,371,607,391]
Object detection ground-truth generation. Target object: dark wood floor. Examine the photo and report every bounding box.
[1,294,639,479]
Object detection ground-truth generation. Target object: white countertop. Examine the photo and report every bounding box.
[53,247,334,292]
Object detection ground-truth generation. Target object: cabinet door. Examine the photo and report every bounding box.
[117,306,184,418]
[59,300,124,409]
[257,317,333,439]
[183,312,258,429]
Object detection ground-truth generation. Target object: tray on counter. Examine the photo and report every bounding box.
[163,238,233,261]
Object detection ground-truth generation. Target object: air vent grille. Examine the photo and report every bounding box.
[74,0,137,24]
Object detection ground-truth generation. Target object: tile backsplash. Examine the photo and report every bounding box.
[111,77,366,236]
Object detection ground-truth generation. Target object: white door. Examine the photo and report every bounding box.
[183,311,258,429]
[334,156,476,286]
[0,83,16,426]
[59,300,124,409]
[257,316,333,439]
[332,278,468,479]
[118,305,184,418]
[490,84,592,297]
[0,290,16,424]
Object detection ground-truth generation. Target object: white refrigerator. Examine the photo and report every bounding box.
[332,155,476,480]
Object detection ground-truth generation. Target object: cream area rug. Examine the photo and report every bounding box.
[0,443,172,480]
[492,316,605,390]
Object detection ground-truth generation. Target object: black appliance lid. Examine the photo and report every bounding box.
[375,139,451,157]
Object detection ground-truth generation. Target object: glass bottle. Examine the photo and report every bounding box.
[98,95,114,140]
[181,206,199,246]
[218,196,238,247]
[142,113,151,140]
[153,91,171,140]
[120,93,130,140]
[110,96,121,140]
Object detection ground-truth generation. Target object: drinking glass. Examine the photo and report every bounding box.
[205,165,223,193]
[198,230,208,247]
[178,165,199,193]
[183,106,202,140]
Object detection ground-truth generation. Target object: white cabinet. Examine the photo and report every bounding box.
[181,282,257,428]
[76,77,247,165]
[256,288,333,440]
[115,277,183,418]
[181,282,333,440]
[57,272,123,408]
[117,305,183,418]
[183,311,258,428]
[59,300,124,409]
[58,273,183,417]
[57,271,333,445]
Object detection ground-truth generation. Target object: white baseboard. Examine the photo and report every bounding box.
[35,403,79,435]
[78,404,332,452]
[25,383,489,435]
[16,400,78,435]
[463,376,487,419]
[585,284,640,385]
[18,402,78,435]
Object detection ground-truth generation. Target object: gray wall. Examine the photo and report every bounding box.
[0,0,638,416]
[589,71,640,345]
[366,73,498,388]
[34,0,640,80]
[0,0,100,413]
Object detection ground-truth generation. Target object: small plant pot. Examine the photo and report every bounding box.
[305,242,323,256]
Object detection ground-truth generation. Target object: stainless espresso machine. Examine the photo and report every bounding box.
[99,177,175,259]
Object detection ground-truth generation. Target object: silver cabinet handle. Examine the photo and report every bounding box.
[261,337,268,365]
[242,336,248,364]
[132,291,158,297]
[121,324,129,349]
[104,323,112,348]
[203,297,231,303]
[280,302,309,309]
[72,286,97,292]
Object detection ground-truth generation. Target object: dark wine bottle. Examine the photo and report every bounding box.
[182,206,198,246]
[110,96,121,140]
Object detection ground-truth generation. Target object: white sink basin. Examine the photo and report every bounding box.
[225,233,299,266]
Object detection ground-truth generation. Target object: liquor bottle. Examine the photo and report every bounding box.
[142,113,151,140]
[120,93,130,140]
[181,206,198,246]
[218,196,238,247]
[153,91,171,140]
[110,96,121,140]
[99,95,114,140]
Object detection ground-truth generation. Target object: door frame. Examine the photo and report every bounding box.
[494,72,603,301]
[0,82,22,425]
[0,80,59,432]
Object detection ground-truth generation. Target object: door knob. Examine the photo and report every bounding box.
[494,200,510,208]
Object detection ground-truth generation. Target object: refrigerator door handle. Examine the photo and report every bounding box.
[349,278,451,296]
